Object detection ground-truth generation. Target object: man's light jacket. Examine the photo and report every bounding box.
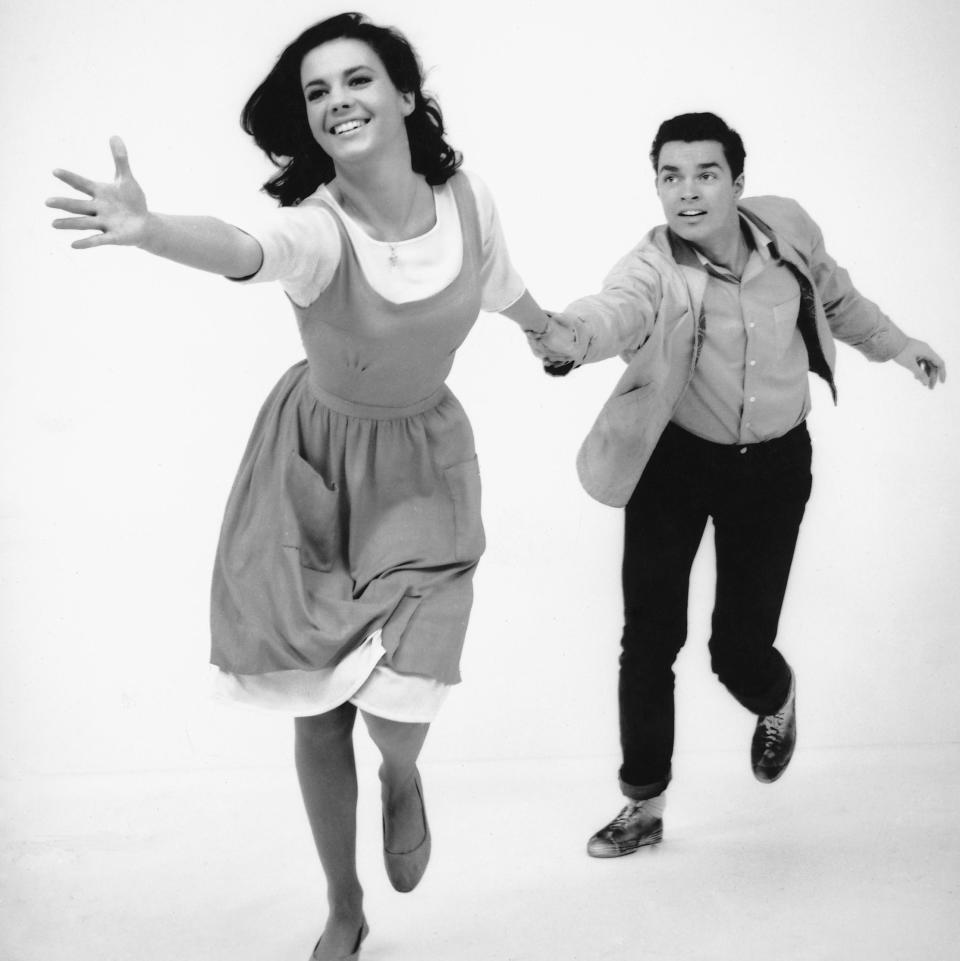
[565,196,908,507]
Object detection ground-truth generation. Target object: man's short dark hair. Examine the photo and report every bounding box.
[650,112,746,179]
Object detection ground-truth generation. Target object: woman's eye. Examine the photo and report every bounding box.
[350,75,372,87]
[306,89,328,102]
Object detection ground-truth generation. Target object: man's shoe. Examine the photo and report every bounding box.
[751,672,797,783]
[586,795,664,858]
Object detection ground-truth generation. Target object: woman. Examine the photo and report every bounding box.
[47,12,570,961]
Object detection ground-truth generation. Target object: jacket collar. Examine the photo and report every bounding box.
[736,201,814,281]
[646,201,813,283]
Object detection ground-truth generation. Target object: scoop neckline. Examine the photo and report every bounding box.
[318,183,442,247]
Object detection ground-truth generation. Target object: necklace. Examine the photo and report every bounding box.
[338,181,423,269]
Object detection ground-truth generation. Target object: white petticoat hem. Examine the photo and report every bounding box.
[210,629,450,722]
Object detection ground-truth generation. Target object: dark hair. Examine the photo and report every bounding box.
[241,12,462,206]
[649,112,746,179]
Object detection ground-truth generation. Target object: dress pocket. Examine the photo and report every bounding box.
[443,455,485,563]
[281,450,340,572]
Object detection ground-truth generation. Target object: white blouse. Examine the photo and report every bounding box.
[236,170,526,312]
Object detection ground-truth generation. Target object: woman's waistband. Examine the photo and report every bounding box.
[307,378,450,420]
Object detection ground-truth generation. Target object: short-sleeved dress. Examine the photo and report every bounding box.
[209,172,523,722]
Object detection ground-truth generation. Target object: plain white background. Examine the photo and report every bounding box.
[2,0,958,783]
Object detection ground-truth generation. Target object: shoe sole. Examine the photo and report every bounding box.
[586,827,664,859]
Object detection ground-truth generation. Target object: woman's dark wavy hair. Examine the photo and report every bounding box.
[241,12,461,206]
[649,112,746,179]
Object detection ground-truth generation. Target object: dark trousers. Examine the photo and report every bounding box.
[618,421,812,799]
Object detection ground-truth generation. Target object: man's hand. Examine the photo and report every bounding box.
[529,310,580,358]
[894,339,947,390]
[525,310,583,376]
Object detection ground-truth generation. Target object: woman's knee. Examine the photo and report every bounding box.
[361,712,429,762]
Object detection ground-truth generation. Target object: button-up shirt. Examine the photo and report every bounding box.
[671,215,810,444]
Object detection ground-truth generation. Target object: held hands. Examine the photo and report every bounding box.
[893,339,947,390]
[47,137,150,249]
[526,310,582,375]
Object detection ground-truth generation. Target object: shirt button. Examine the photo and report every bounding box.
[749,396,756,403]
[749,360,757,366]
[749,323,756,329]
[739,447,748,454]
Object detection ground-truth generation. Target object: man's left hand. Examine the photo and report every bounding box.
[894,339,947,389]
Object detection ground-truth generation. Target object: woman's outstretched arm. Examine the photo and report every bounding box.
[47,137,262,279]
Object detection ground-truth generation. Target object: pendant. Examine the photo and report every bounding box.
[388,244,399,268]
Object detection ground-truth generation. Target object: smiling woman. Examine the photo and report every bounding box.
[241,14,461,208]
[44,10,577,961]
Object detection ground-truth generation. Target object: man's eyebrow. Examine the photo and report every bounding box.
[659,161,723,173]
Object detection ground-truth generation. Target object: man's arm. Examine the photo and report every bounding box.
[792,202,945,387]
[804,212,907,361]
[550,245,666,366]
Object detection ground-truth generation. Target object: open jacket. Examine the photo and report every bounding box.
[564,196,908,507]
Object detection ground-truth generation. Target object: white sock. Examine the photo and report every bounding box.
[630,791,666,818]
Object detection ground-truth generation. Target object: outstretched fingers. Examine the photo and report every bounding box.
[51,167,97,196]
[45,197,97,216]
[110,135,132,179]
[51,215,99,232]
[69,231,116,250]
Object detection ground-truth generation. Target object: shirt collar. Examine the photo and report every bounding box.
[670,212,780,281]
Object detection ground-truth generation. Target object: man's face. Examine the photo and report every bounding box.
[655,140,744,251]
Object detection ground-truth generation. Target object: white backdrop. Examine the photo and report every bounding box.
[1,0,958,778]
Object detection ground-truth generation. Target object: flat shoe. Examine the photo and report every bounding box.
[383,769,431,892]
[310,919,369,961]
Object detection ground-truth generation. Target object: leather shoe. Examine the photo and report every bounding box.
[752,671,797,783]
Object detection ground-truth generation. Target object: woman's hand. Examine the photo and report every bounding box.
[47,137,151,249]
[47,138,263,277]
[537,311,582,361]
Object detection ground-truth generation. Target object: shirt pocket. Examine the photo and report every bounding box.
[771,294,802,357]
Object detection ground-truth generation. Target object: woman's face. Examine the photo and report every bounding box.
[300,39,414,166]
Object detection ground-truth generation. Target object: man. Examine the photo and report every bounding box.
[538,112,945,857]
